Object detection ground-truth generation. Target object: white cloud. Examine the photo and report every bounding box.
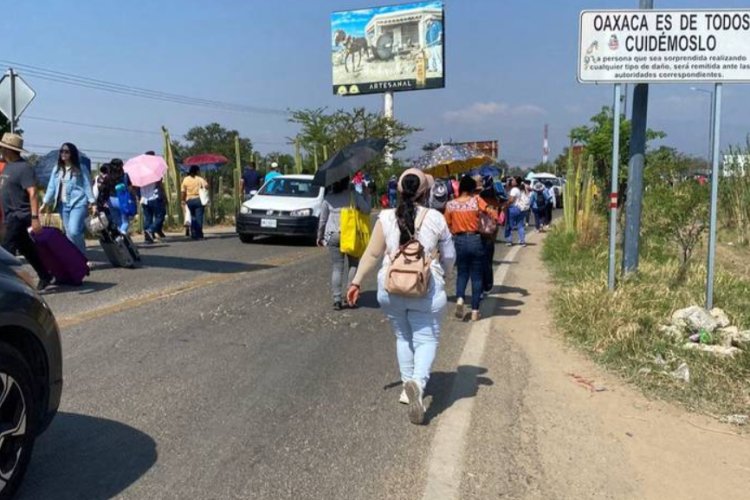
[443,101,545,123]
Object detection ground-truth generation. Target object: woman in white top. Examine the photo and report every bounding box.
[347,168,455,425]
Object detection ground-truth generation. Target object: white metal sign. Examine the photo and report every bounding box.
[578,10,750,83]
[0,73,36,122]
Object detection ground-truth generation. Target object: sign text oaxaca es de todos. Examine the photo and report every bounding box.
[578,10,750,83]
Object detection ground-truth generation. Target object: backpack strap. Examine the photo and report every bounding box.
[414,206,428,236]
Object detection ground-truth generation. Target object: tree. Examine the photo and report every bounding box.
[0,114,9,135]
[569,106,665,182]
[289,106,420,170]
[171,122,254,176]
[421,142,441,152]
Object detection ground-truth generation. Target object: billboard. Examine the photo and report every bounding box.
[578,10,750,83]
[331,1,445,96]
[454,140,499,160]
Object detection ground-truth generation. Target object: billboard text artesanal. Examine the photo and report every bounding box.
[331,1,445,96]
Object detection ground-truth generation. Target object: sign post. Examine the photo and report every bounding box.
[608,84,622,291]
[578,9,750,301]
[0,68,36,132]
[706,83,722,309]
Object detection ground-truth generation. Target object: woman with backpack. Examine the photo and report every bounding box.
[444,175,496,322]
[346,168,454,425]
[96,158,135,234]
[531,182,550,232]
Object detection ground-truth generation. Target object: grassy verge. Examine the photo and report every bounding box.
[542,226,750,418]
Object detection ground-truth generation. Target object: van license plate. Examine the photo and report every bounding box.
[261,219,277,228]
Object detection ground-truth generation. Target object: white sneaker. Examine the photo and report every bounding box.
[404,380,425,425]
[399,389,409,404]
[455,297,465,319]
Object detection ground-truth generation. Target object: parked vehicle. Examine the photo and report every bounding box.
[236,175,324,243]
[0,247,63,497]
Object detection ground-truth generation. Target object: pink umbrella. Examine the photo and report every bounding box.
[123,154,168,187]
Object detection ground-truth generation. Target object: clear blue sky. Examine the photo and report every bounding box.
[5,0,750,166]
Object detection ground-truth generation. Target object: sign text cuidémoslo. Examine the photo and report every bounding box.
[578,10,750,83]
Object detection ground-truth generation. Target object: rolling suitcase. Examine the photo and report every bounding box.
[99,228,141,268]
[29,226,89,286]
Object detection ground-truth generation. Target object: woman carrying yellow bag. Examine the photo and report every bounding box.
[317,177,371,310]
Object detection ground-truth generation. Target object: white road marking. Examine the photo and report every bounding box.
[422,243,523,500]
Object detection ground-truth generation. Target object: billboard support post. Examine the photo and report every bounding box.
[384,90,394,166]
[608,83,622,291]
[706,83,723,310]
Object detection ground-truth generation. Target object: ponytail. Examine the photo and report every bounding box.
[396,174,421,244]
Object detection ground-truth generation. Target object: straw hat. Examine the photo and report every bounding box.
[0,133,27,154]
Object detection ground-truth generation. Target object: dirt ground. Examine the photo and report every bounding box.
[460,236,750,499]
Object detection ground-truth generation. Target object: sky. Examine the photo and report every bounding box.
[5,0,750,167]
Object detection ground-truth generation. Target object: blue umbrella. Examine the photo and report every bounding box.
[467,164,500,178]
[34,150,92,188]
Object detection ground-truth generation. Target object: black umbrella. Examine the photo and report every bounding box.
[312,138,387,187]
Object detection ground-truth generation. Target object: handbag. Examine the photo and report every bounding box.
[199,186,210,206]
[385,209,432,298]
[86,212,109,235]
[479,210,498,236]
[340,193,370,258]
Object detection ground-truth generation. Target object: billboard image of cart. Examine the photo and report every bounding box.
[331,1,444,96]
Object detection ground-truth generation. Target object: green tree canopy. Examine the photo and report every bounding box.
[569,106,665,181]
[171,122,254,178]
[289,106,420,168]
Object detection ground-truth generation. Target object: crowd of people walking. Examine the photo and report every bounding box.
[324,166,556,425]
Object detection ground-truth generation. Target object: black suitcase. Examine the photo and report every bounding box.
[100,229,141,268]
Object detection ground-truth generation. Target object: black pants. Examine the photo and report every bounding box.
[2,216,52,281]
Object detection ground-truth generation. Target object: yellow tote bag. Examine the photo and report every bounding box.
[340,197,370,259]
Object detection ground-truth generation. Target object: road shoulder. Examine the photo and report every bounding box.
[461,235,750,499]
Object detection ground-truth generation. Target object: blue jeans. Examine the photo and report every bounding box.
[143,199,165,234]
[454,233,485,311]
[507,206,526,245]
[388,191,397,208]
[378,276,447,390]
[532,206,545,230]
[61,202,88,255]
[108,196,130,234]
[187,198,204,239]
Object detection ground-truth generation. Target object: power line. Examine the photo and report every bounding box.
[26,143,141,157]
[25,115,162,135]
[2,60,289,117]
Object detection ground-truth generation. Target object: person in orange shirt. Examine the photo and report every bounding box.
[443,175,496,321]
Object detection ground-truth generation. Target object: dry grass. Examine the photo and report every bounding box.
[543,227,750,417]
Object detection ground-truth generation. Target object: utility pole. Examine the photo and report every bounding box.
[384,91,394,166]
[9,68,17,133]
[622,0,654,275]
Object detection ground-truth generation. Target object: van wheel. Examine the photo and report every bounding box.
[239,234,255,243]
[0,344,38,499]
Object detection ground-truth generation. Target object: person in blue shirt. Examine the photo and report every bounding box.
[241,162,261,199]
[264,162,281,185]
[41,142,96,256]
[387,175,398,208]
[531,182,550,232]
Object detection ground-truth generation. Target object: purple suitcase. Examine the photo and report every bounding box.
[30,227,89,286]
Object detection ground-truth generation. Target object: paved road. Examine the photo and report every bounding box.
[17,228,514,499]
